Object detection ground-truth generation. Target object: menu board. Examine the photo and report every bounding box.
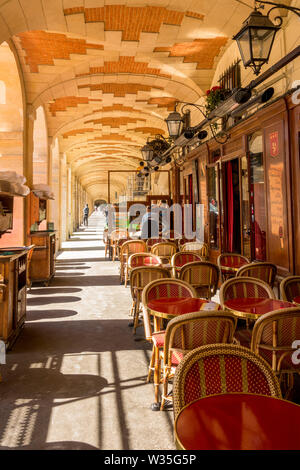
[265,123,289,270]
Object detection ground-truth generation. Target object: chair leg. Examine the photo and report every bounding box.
[133,300,140,335]
[147,345,155,383]
[160,369,169,411]
[152,346,161,410]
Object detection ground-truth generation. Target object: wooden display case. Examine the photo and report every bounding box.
[27,231,56,286]
[0,249,28,349]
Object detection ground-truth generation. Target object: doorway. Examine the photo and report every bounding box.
[223,159,241,253]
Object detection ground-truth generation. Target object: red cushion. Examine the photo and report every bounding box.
[152,331,165,348]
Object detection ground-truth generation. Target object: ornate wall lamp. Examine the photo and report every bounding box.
[233,1,300,76]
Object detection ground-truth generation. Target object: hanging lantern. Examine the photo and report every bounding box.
[233,9,280,76]
[141,143,154,162]
[165,110,183,139]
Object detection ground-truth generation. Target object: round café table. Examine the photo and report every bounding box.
[175,393,300,450]
[224,298,295,320]
[293,296,300,306]
[146,297,219,410]
[147,297,219,321]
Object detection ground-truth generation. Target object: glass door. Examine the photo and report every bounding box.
[207,164,220,251]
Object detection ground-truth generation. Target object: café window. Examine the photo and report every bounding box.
[249,131,267,261]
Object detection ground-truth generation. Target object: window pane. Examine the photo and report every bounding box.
[249,131,266,261]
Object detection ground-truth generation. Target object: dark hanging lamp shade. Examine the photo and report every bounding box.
[233,9,280,76]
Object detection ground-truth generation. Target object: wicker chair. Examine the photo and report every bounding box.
[280,276,300,303]
[128,253,162,290]
[151,241,178,264]
[129,266,170,334]
[217,253,250,283]
[159,310,237,410]
[26,244,35,288]
[119,240,147,286]
[110,229,128,261]
[236,262,277,288]
[219,277,275,308]
[173,343,282,421]
[180,242,209,259]
[146,238,166,250]
[180,261,219,300]
[171,252,202,278]
[251,307,300,397]
[142,279,197,403]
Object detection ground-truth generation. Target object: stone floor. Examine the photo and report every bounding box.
[0,212,175,450]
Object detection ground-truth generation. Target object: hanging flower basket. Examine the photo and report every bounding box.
[205,86,228,115]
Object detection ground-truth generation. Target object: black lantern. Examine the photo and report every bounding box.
[233,9,280,76]
[141,143,154,162]
[165,110,183,139]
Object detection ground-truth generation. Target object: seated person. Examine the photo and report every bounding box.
[141,206,159,239]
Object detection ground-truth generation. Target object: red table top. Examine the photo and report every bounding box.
[175,393,300,450]
[222,260,247,269]
[294,296,300,305]
[225,298,294,316]
[148,297,218,316]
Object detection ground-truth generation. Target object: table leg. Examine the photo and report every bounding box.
[151,316,162,411]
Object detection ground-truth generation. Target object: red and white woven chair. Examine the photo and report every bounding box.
[236,262,277,288]
[110,229,128,261]
[180,242,209,259]
[251,307,300,398]
[280,276,300,303]
[173,343,282,422]
[150,241,178,265]
[171,252,202,278]
[159,310,237,410]
[142,279,197,404]
[119,240,147,286]
[217,253,250,283]
[180,261,219,299]
[129,266,170,334]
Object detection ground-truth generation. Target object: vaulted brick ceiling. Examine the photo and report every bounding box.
[0,0,253,200]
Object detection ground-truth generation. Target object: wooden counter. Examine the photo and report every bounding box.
[28,231,56,286]
[0,249,28,349]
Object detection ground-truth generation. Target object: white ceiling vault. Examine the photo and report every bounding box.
[0,0,256,200]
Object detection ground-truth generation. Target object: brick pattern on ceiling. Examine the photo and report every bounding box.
[17,31,104,73]
[76,56,171,79]
[49,96,93,116]
[84,117,146,127]
[64,6,204,41]
[91,105,147,116]
[78,83,163,96]
[143,97,178,110]
[63,128,95,138]
[133,127,165,135]
[154,37,228,69]
[87,135,135,142]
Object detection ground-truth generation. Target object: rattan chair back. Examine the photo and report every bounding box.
[180,242,208,258]
[128,253,162,269]
[151,241,178,263]
[251,307,300,373]
[142,279,197,340]
[217,253,250,282]
[236,262,277,288]
[180,261,219,299]
[173,343,282,420]
[280,276,300,302]
[219,276,275,308]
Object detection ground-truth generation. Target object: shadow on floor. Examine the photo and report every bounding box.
[29,288,82,296]
[26,309,78,321]
[27,296,82,306]
[53,275,120,287]
[55,266,91,270]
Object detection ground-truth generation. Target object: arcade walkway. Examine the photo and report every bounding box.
[0,212,175,450]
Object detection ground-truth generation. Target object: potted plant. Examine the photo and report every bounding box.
[205,86,228,115]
